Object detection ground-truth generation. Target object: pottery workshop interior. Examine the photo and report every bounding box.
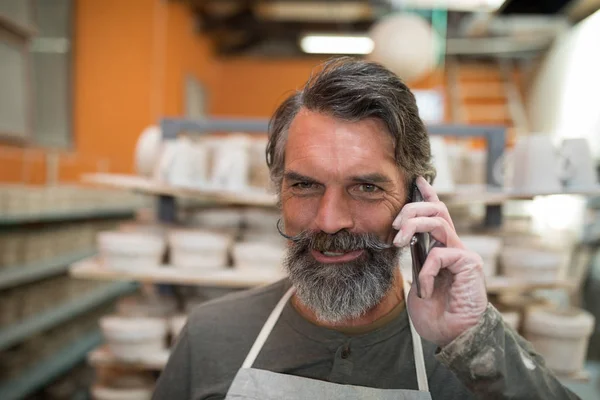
[2,0,600,399]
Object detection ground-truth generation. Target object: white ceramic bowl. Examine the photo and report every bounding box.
[97,231,166,271]
[461,235,502,277]
[100,316,167,362]
[189,208,244,230]
[92,385,153,400]
[168,229,231,270]
[243,208,280,232]
[232,241,285,271]
[524,306,595,374]
[500,247,563,281]
[100,316,167,341]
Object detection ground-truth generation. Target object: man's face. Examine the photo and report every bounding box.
[282,108,406,248]
[280,109,408,322]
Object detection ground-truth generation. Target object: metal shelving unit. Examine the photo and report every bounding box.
[0,208,136,227]
[70,257,284,288]
[0,281,138,352]
[0,250,96,291]
[155,118,507,226]
[0,330,103,400]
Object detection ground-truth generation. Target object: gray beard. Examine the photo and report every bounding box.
[284,244,400,324]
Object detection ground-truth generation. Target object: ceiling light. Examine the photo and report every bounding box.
[299,34,374,55]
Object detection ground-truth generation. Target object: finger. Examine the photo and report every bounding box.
[418,247,484,299]
[416,176,439,203]
[393,216,463,249]
[393,201,455,231]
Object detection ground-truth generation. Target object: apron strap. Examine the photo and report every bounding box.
[403,277,430,392]
[241,277,429,392]
[241,286,296,369]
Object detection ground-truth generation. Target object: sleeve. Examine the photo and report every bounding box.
[152,324,192,400]
[435,303,581,400]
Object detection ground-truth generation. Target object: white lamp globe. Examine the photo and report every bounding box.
[368,13,440,83]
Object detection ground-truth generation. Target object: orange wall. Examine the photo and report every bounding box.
[1,1,500,185]
[211,58,325,117]
[73,0,155,175]
[0,0,214,184]
[210,58,445,118]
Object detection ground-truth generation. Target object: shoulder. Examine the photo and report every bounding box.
[186,278,291,341]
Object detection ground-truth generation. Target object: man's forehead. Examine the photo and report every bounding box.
[284,109,399,181]
[286,109,395,158]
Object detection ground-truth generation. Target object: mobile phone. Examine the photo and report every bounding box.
[409,183,429,298]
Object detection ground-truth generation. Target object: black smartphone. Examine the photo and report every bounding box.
[409,183,429,298]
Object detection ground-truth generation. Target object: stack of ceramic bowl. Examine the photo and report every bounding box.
[188,208,243,236]
[500,246,563,281]
[100,316,168,362]
[97,231,166,271]
[168,229,231,271]
[460,235,503,277]
[241,208,283,243]
[232,241,286,273]
[523,306,595,375]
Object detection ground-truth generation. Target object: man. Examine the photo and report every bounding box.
[152,58,579,399]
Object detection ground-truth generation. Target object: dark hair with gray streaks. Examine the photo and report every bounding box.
[266,56,436,197]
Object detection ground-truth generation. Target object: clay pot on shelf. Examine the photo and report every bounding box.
[97,231,166,271]
[100,316,167,362]
[460,235,502,277]
[168,229,231,270]
[523,306,595,374]
[232,241,286,273]
[499,247,563,281]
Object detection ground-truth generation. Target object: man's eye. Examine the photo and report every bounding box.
[294,182,316,190]
[358,184,379,193]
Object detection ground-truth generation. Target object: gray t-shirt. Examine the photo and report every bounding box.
[152,279,579,400]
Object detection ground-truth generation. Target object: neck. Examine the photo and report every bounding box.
[291,271,404,330]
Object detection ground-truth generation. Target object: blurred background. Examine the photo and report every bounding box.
[1,0,600,399]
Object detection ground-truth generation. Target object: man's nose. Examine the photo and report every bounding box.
[314,189,354,234]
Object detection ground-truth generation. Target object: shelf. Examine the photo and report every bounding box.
[0,330,103,400]
[485,276,576,294]
[557,368,591,383]
[442,184,600,205]
[0,281,138,351]
[88,345,169,370]
[0,208,136,226]
[69,258,573,295]
[81,173,600,208]
[70,257,285,288]
[81,173,277,207]
[0,250,96,291]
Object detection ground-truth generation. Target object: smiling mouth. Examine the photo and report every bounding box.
[310,249,365,263]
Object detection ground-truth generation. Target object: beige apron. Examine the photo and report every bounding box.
[225,279,432,399]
